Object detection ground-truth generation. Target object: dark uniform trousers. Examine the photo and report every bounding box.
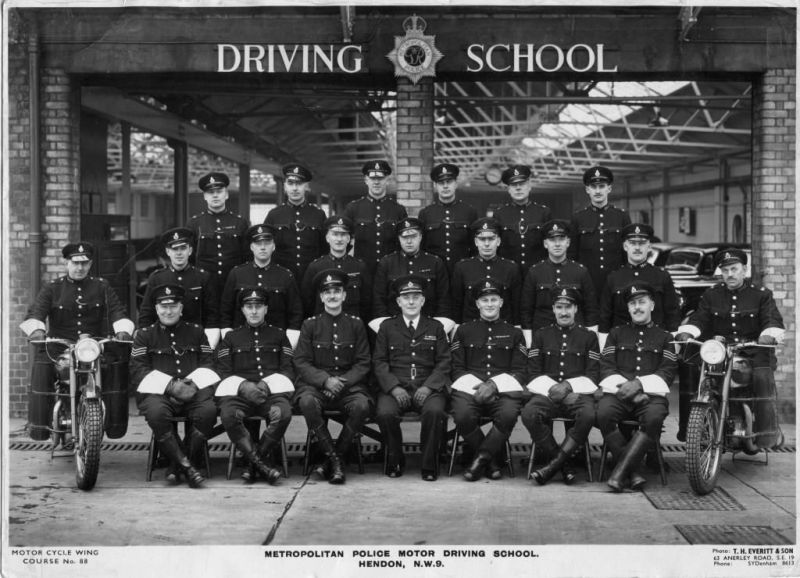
[450,256,521,324]
[342,195,408,277]
[568,204,630,297]
[418,199,478,278]
[373,316,451,472]
[684,281,785,447]
[186,209,250,299]
[302,254,372,322]
[450,319,528,460]
[215,323,295,444]
[293,312,373,455]
[521,323,601,444]
[265,201,327,283]
[494,200,552,274]
[596,323,677,439]
[131,321,218,439]
[25,275,131,439]
[520,259,599,331]
[220,261,303,330]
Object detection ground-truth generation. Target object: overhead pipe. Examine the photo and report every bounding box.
[28,31,43,296]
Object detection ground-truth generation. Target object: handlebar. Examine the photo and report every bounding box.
[670,338,777,349]
[30,337,133,346]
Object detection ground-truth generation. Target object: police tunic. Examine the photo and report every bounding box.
[450,256,521,324]
[599,323,677,390]
[568,204,630,295]
[372,251,451,319]
[450,319,528,391]
[25,275,130,340]
[216,322,295,385]
[301,254,372,321]
[418,199,478,276]
[520,259,599,331]
[293,311,371,395]
[373,316,451,394]
[220,261,303,330]
[528,324,601,385]
[341,196,408,276]
[186,209,250,295]
[130,320,216,386]
[138,265,219,329]
[494,200,552,274]
[264,201,327,283]
[599,262,681,333]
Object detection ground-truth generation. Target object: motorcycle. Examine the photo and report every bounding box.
[682,337,780,495]
[29,335,131,490]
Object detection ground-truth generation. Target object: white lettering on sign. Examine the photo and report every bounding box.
[217,44,363,73]
[466,43,617,73]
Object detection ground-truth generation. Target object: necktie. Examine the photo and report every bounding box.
[408,320,415,332]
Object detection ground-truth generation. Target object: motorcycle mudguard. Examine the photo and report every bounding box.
[28,359,56,441]
[100,342,131,439]
[752,367,782,449]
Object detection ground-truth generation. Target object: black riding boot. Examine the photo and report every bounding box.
[608,431,652,492]
[314,425,345,485]
[235,433,280,485]
[187,428,208,471]
[158,431,204,488]
[532,436,580,486]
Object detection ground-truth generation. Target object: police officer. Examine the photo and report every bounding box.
[494,165,552,274]
[302,215,372,323]
[373,275,451,481]
[599,223,680,335]
[522,287,601,485]
[676,249,785,448]
[215,287,294,485]
[220,224,303,347]
[418,163,478,277]
[520,219,599,345]
[596,282,678,492]
[451,217,521,326]
[569,165,631,297]
[138,227,220,348]
[293,269,372,485]
[130,284,220,488]
[264,163,327,283]
[342,160,408,276]
[450,280,528,482]
[371,217,452,331]
[21,242,135,440]
[186,171,250,299]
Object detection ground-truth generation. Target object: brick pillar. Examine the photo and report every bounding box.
[395,78,434,216]
[752,68,796,421]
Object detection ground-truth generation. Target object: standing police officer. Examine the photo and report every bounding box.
[451,217,521,325]
[494,165,552,275]
[138,227,220,348]
[264,163,327,284]
[302,215,372,323]
[373,275,451,481]
[293,270,373,485]
[186,171,250,300]
[418,163,478,277]
[450,280,528,482]
[215,287,294,485]
[342,160,408,276]
[131,284,220,488]
[569,165,631,297]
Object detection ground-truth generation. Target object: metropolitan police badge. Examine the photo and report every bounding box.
[386,15,443,85]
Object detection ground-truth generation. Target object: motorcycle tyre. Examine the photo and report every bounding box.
[686,402,723,495]
[75,399,103,491]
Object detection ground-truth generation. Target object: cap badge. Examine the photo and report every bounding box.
[481,222,489,230]
[634,226,641,234]
[374,162,380,170]
[724,252,731,259]
[173,232,180,240]
[78,245,84,252]
[257,226,263,234]
[594,169,601,178]
[513,168,520,176]
[552,224,558,231]
[292,167,300,174]
[405,221,411,227]
[337,218,344,225]
[405,282,415,289]
[165,287,172,295]
[631,286,638,293]
[326,275,334,283]
[249,291,257,299]
[561,288,568,296]
[209,176,217,185]
[440,167,446,175]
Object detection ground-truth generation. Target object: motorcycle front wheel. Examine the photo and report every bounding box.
[75,398,103,491]
[685,402,723,495]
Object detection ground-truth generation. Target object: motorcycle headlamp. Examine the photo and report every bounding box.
[74,337,101,363]
[700,339,726,365]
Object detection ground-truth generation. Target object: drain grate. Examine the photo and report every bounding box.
[676,524,792,545]
[645,486,744,511]
[663,456,686,474]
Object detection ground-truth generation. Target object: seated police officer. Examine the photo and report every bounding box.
[21,242,134,440]
[372,275,451,481]
[215,286,294,485]
[131,284,220,488]
[450,280,528,482]
[676,248,785,449]
[293,269,372,485]
[139,227,220,348]
[523,287,601,485]
[596,282,678,492]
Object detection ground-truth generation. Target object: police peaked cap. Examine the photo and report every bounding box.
[623,282,655,302]
[246,224,276,242]
[430,163,460,182]
[238,286,269,306]
[282,163,313,182]
[199,172,230,191]
[62,241,95,262]
[161,227,194,249]
[392,274,427,296]
[362,160,392,177]
[622,223,655,240]
[314,268,349,292]
[501,165,532,185]
[583,166,613,185]
[153,283,185,304]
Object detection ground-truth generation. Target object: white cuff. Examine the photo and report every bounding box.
[186,367,220,388]
[489,373,523,393]
[639,374,670,396]
[204,328,221,349]
[522,329,533,349]
[451,374,482,395]
[215,375,246,397]
[286,329,301,350]
[264,373,294,394]
[112,318,135,335]
[600,374,627,393]
[566,376,597,394]
[368,317,390,333]
[597,332,608,350]
[527,375,558,395]
[433,317,456,335]
[761,327,785,344]
[137,370,173,394]
[20,318,46,336]
[677,324,701,338]
[221,328,233,338]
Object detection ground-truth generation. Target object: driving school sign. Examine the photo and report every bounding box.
[386,15,444,85]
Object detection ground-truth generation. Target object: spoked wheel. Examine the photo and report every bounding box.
[685,402,723,495]
[75,398,104,491]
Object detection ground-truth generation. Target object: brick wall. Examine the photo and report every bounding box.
[752,68,796,421]
[395,78,433,216]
